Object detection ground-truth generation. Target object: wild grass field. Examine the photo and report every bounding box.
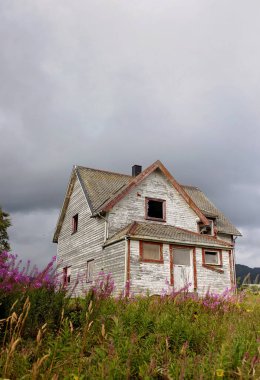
[0,252,260,379]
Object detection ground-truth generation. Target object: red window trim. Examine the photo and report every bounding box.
[72,214,78,234]
[139,241,164,263]
[202,248,223,272]
[63,266,71,286]
[145,197,166,222]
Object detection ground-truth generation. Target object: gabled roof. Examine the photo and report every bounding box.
[76,166,131,213]
[53,160,241,242]
[78,160,210,226]
[103,221,233,249]
[183,186,241,236]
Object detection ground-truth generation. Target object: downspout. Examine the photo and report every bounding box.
[124,237,128,288]
[233,236,238,292]
[124,236,130,296]
[97,212,108,270]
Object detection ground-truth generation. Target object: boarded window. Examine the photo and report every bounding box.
[86,260,95,282]
[173,248,191,266]
[72,214,78,233]
[142,242,162,261]
[63,266,71,285]
[205,251,219,265]
[145,198,165,221]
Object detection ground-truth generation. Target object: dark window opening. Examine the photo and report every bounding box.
[146,198,165,221]
[198,219,215,235]
[72,214,78,234]
[63,266,71,285]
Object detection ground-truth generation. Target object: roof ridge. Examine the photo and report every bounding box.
[181,184,200,190]
[77,165,132,178]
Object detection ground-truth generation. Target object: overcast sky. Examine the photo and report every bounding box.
[1,0,260,268]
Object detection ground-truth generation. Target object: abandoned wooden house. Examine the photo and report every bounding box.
[53,160,241,296]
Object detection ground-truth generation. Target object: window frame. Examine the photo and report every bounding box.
[145,197,166,222]
[63,266,71,286]
[86,259,95,283]
[202,249,223,266]
[139,241,164,263]
[72,213,79,234]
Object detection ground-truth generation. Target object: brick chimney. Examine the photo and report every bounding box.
[132,165,142,177]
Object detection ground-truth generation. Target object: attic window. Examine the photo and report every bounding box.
[145,198,166,222]
[199,220,215,235]
[72,214,78,234]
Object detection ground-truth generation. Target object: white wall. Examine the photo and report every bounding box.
[108,170,199,237]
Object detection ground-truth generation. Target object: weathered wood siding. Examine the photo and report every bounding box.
[196,248,233,295]
[108,170,199,237]
[128,240,233,296]
[103,240,126,294]
[129,240,170,295]
[57,176,105,296]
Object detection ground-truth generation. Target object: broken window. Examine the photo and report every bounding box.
[145,198,165,221]
[63,266,71,285]
[198,219,215,235]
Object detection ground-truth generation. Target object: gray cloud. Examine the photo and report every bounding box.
[1,0,260,266]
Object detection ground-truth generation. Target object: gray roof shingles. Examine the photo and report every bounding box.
[104,221,233,248]
[76,165,241,236]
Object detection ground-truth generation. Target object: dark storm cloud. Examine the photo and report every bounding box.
[1,0,260,266]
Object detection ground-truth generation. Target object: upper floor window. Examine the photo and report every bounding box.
[198,219,216,236]
[145,197,166,222]
[72,214,78,234]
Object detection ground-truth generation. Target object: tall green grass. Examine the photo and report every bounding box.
[0,289,259,379]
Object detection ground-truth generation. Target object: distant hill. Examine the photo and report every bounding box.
[236,264,260,284]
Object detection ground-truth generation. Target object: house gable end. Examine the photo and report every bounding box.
[53,167,93,243]
[107,169,206,237]
[101,160,209,226]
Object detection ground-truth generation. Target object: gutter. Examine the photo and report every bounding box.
[103,235,232,250]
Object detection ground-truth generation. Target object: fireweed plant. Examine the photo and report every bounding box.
[0,255,259,379]
[0,251,66,337]
[0,251,58,292]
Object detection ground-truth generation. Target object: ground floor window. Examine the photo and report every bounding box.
[63,266,71,285]
[203,249,222,265]
[140,241,163,263]
[86,259,95,282]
